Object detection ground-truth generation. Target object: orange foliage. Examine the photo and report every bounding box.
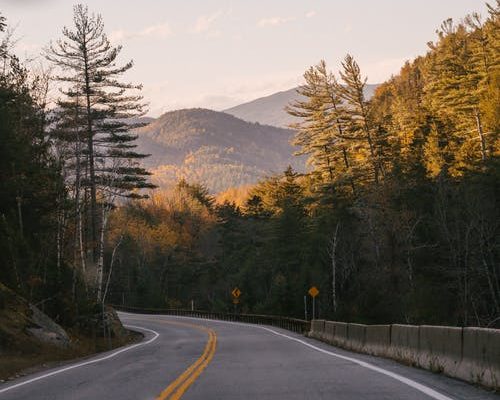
[107,186,217,262]
[215,184,254,208]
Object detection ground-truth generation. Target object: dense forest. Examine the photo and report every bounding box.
[0,5,154,329]
[104,3,500,327]
[0,2,499,332]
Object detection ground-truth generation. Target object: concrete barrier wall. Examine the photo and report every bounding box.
[390,324,419,365]
[332,322,348,347]
[310,320,325,338]
[324,321,335,342]
[308,320,499,390]
[418,325,462,375]
[457,328,500,388]
[347,323,366,352]
[365,325,391,356]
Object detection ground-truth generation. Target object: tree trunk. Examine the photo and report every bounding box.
[341,147,356,194]
[474,108,487,161]
[82,39,98,262]
[15,195,23,237]
[56,207,66,275]
[72,100,86,299]
[102,235,123,305]
[96,203,108,302]
[329,223,340,313]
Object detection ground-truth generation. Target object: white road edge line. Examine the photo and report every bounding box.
[128,314,455,400]
[259,327,455,400]
[0,324,160,395]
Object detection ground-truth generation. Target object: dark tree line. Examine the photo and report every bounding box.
[0,5,153,327]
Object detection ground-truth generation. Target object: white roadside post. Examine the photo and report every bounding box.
[304,295,308,321]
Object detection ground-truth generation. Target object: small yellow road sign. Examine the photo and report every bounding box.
[308,286,319,298]
[232,298,240,305]
[231,287,241,298]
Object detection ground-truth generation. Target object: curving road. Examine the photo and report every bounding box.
[0,312,497,400]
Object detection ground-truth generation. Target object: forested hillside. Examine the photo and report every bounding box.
[0,4,153,346]
[1,1,499,336]
[134,108,305,192]
[105,3,500,327]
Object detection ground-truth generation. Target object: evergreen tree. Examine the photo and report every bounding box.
[334,54,386,185]
[287,61,354,196]
[370,58,430,176]
[423,14,498,173]
[0,14,72,320]
[47,4,155,301]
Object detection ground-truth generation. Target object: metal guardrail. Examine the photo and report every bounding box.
[110,304,310,334]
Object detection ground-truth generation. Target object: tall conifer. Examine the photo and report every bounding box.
[47,4,155,300]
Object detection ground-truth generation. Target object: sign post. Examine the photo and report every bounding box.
[231,287,242,313]
[308,286,319,320]
[304,295,308,321]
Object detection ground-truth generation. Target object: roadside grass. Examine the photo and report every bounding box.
[0,329,142,382]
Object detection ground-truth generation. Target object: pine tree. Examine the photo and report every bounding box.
[47,4,155,301]
[481,1,500,140]
[370,58,430,175]
[334,54,385,185]
[287,60,354,196]
[423,14,498,173]
[0,14,65,306]
[0,13,6,59]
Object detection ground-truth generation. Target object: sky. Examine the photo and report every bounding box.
[1,0,488,117]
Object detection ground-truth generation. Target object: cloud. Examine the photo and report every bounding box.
[109,22,172,43]
[257,16,295,27]
[343,23,353,33]
[192,11,223,34]
[305,11,316,18]
[140,23,172,39]
[109,30,127,43]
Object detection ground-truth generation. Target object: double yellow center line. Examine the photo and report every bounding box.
[156,320,217,400]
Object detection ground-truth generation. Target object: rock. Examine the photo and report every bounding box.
[98,306,126,338]
[27,305,70,348]
[105,307,123,337]
[0,282,71,352]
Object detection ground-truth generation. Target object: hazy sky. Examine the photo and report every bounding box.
[1,0,488,117]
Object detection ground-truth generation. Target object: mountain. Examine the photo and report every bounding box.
[225,84,379,128]
[135,108,304,193]
[225,88,301,129]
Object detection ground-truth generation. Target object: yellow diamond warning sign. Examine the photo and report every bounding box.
[231,287,241,298]
[308,286,319,298]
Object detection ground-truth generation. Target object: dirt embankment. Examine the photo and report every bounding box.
[0,282,140,381]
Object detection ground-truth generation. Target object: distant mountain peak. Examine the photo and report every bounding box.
[225,84,379,128]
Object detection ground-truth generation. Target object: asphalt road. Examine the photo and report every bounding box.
[0,312,497,400]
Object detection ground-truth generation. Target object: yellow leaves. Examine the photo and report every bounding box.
[184,153,196,165]
[215,185,253,208]
[423,127,446,178]
[151,223,179,250]
[107,184,217,264]
[480,70,500,140]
